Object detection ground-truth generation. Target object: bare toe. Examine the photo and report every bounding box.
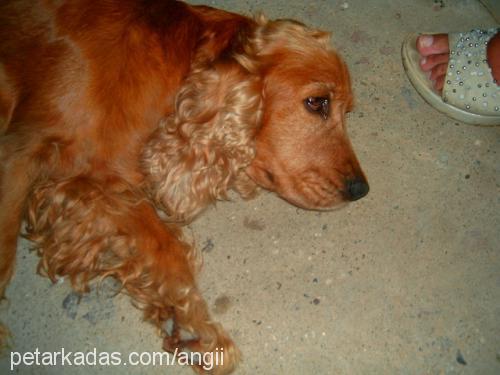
[417,34,449,56]
[433,76,445,92]
[420,53,449,72]
[429,63,448,82]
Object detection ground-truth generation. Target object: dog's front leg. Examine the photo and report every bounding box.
[26,177,240,374]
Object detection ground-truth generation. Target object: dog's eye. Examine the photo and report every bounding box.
[304,96,329,120]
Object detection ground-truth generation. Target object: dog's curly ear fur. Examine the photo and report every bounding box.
[143,55,262,222]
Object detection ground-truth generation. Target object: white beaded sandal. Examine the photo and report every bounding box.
[402,28,500,126]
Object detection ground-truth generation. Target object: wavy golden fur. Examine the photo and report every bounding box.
[0,1,368,373]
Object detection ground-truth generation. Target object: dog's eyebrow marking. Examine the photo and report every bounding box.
[307,81,335,96]
[310,81,334,88]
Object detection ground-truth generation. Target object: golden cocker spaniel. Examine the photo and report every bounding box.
[0,0,368,373]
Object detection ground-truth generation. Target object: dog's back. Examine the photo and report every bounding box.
[1,0,190,170]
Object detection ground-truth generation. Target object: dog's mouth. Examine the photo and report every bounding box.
[278,184,348,211]
[279,193,350,211]
[249,167,367,210]
[246,162,369,210]
[290,169,369,206]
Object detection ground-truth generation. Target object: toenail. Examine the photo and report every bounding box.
[420,57,427,66]
[420,35,434,48]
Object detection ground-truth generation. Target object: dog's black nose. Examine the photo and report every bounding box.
[346,178,369,201]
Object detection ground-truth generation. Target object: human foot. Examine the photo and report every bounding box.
[401,29,500,125]
[417,32,500,92]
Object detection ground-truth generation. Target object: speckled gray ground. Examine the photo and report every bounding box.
[1,1,499,374]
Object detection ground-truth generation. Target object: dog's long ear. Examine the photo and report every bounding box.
[143,55,262,222]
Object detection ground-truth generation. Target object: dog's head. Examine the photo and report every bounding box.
[143,17,367,221]
[245,19,368,210]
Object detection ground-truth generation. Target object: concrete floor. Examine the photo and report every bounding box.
[1,0,499,374]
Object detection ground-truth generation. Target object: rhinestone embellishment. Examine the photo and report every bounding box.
[442,28,500,116]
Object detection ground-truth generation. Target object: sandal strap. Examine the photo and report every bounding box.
[443,28,500,115]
